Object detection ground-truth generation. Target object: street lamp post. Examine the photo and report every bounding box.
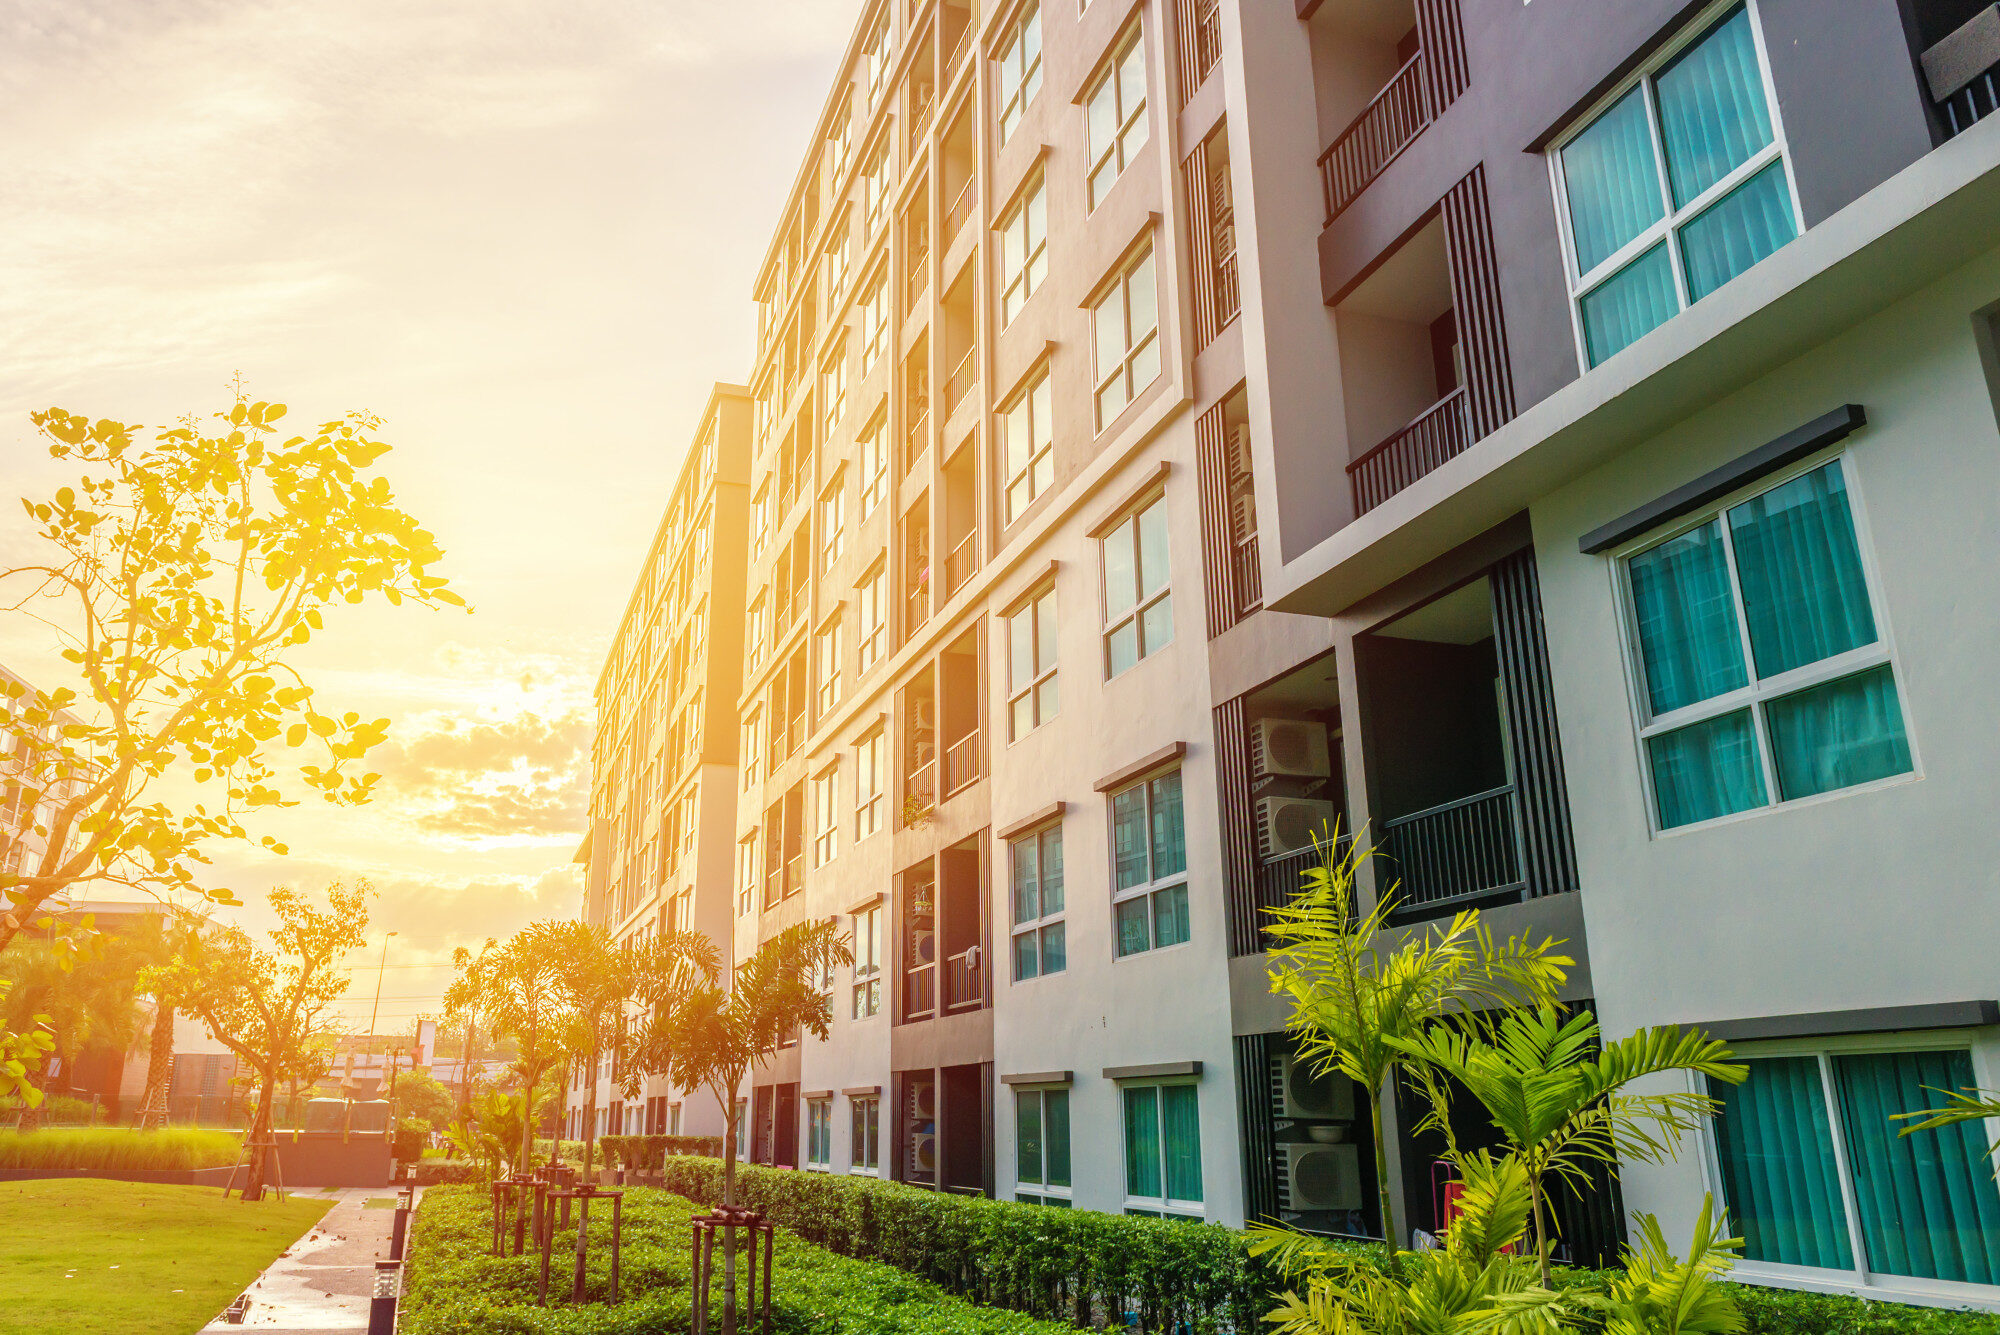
[367,931,398,1097]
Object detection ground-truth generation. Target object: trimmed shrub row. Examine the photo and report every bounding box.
[401,1182,1074,1334]
[597,1135,726,1172]
[0,1128,242,1171]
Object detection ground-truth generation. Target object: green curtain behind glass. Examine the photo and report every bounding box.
[1150,772,1186,878]
[1726,463,1875,678]
[1681,162,1796,301]
[1835,1050,2000,1284]
[1712,1058,1854,1269]
[1563,87,1665,273]
[1650,710,1766,827]
[1112,787,1148,889]
[1583,243,1679,366]
[1163,1085,1203,1203]
[1016,1091,1044,1186]
[1046,1091,1072,1189]
[1768,665,1912,800]
[1124,1086,1161,1198]
[1628,519,1749,714]
[1655,5,1773,208]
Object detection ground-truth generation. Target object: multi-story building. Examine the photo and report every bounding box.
[596,0,2000,1307]
[573,385,753,1142]
[0,663,86,884]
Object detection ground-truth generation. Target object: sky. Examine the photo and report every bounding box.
[0,0,850,1031]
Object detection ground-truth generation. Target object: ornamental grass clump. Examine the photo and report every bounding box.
[0,1127,241,1171]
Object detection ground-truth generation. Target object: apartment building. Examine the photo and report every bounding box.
[1,663,86,884]
[592,0,2000,1305]
[573,385,753,1143]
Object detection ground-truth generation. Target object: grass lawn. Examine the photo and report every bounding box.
[0,1179,331,1335]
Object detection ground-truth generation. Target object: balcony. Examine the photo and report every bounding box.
[941,729,980,797]
[943,347,977,418]
[1921,7,2000,140]
[1231,535,1262,616]
[942,946,980,1013]
[905,756,937,817]
[1174,0,1222,107]
[1346,385,1469,516]
[943,530,978,597]
[905,959,937,1020]
[1320,53,1433,224]
[943,175,978,245]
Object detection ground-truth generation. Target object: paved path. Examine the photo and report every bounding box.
[199,1185,418,1332]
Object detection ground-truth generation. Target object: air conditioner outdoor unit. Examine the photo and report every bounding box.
[909,1080,936,1121]
[1231,492,1258,544]
[1252,718,1331,780]
[1256,796,1337,860]
[1280,1054,1355,1121]
[909,1132,937,1176]
[1282,1143,1362,1212]
[1229,424,1254,478]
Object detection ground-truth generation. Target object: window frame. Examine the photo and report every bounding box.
[1013,1083,1072,1201]
[1609,450,1915,836]
[736,830,760,917]
[821,341,849,442]
[817,475,847,573]
[994,2,1044,145]
[1100,490,1173,678]
[857,561,889,673]
[1007,582,1060,739]
[1008,820,1066,981]
[999,367,1056,524]
[1090,246,1161,430]
[1120,1078,1204,1217]
[855,728,886,839]
[806,1096,834,1170]
[859,267,890,369]
[997,173,1049,327]
[851,902,884,1018]
[1107,765,1190,958]
[850,1092,882,1172]
[858,411,889,517]
[1084,24,1151,211]
[1546,0,1804,371]
[811,763,840,867]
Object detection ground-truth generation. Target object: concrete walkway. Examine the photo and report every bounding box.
[199,1185,419,1332]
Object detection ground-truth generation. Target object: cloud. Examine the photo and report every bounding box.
[391,712,589,787]
[374,864,581,950]
[374,710,591,841]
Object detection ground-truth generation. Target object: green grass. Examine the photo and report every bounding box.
[0,1179,332,1335]
[0,1128,242,1171]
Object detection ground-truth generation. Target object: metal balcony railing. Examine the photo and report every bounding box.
[1214,249,1240,330]
[1346,385,1470,516]
[906,405,930,470]
[943,347,978,416]
[944,531,978,596]
[941,730,980,796]
[943,946,981,1012]
[1231,535,1261,615]
[1318,51,1434,224]
[906,579,930,633]
[1378,784,1523,917]
[944,176,978,243]
[905,757,937,814]
[1253,836,1353,942]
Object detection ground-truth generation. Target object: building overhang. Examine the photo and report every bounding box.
[1270,116,2000,617]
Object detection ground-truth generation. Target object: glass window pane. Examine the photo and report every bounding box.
[1712,1057,1854,1270]
[1162,1085,1202,1203]
[1011,838,1039,924]
[1116,897,1151,957]
[1046,1090,1071,1188]
[1094,292,1124,381]
[1726,462,1876,678]
[1128,255,1158,349]
[1834,1049,2000,1284]
[1016,1091,1044,1186]
[1138,500,1170,596]
[1086,80,1116,159]
[1561,87,1666,274]
[1112,787,1149,889]
[1034,593,1057,670]
[1040,827,1064,915]
[1010,611,1035,692]
[1141,596,1174,658]
[1107,620,1139,677]
[1627,520,1748,715]
[1153,883,1190,948]
[1012,693,1035,739]
[1041,921,1066,974]
[1103,521,1137,616]
[1679,160,1796,301]
[1581,243,1679,367]
[1123,1086,1160,1199]
[1767,665,1912,801]
[1648,708,1768,828]
[1655,6,1774,209]
[1013,928,1039,981]
[1149,772,1186,878]
[1037,678,1059,724]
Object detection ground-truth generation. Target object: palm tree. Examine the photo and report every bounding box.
[136,908,208,1130]
[1392,1005,1744,1285]
[2,927,154,1126]
[1262,832,1571,1243]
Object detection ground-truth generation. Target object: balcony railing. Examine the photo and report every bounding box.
[943,347,978,416]
[905,756,937,814]
[1378,784,1523,917]
[905,961,936,1020]
[1318,51,1433,224]
[906,579,931,634]
[1214,249,1240,330]
[1346,385,1470,516]
[906,403,930,470]
[941,729,980,796]
[944,531,978,596]
[1175,0,1222,106]
[910,86,936,151]
[944,176,978,243]
[1231,536,1261,615]
[943,946,981,1012]
[907,243,930,307]
[1924,12,2000,140]
[1253,836,1353,942]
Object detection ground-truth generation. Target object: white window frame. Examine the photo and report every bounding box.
[850,1092,881,1173]
[859,269,890,369]
[1100,491,1172,676]
[818,477,847,573]
[1108,765,1189,957]
[742,708,765,791]
[1084,25,1150,210]
[994,3,1043,145]
[851,903,884,1019]
[999,368,1055,524]
[862,146,892,239]
[1007,583,1059,739]
[1120,1079,1204,1217]
[1546,0,1803,372]
[1013,1083,1071,1202]
[806,1097,833,1170]
[858,413,889,517]
[857,562,888,673]
[815,616,844,717]
[1692,1030,2000,1307]
[821,343,849,442]
[812,764,840,866]
[1609,450,1913,837]
[864,22,890,106]
[1091,246,1160,430]
[855,728,886,839]
[825,217,852,308]
[1008,821,1065,980]
[997,174,1048,328]
[736,831,759,917]
[827,95,853,187]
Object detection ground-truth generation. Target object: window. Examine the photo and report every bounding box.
[670,1102,683,1136]
[826,221,852,306]
[815,619,844,717]
[856,729,886,838]
[742,710,764,790]
[736,833,759,916]
[859,272,890,368]
[1009,823,1065,980]
[1085,28,1149,209]
[850,1093,881,1171]
[735,1099,750,1159]
[1008,585,1059,738]
[1091,247,1161,429]
[852,902,883,1018]
[864,23,890,104]
[1552,2,1797,368]
[806,1098,833,1169]
[997,177,1048,326]
[994,4,1043,144]
[752,484,772,556]
[857,564,888,672]
[1101,493,1172,675]
[818,482,846,571]
[811,766,839,865]
[863,147,892,238]
[822,345,849,441]
[1110,768,1188,956]
[1015,1086,1072,1204]
[1000,372,1055,525]
[827,97,853,186]
[858,414,889,516]
[1709,1038,2000,1288]
[1619,458,1910,831]
[1122,1082,1202,1216]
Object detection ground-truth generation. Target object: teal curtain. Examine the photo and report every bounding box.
[1124,1087,1161,1198]
[1655,5,1774,208]
[1835,1050,2000,1284]
[1768,666,1912,800]
[1150,772,1186,878]
[1011,837,1039,925]
[1627,519,1748,714]
[1040,828,1064,915]
[1016,1091,1044,1187]
[1153,884,1190,948]
[1047,1090,1072,1189]
[1116,898,1150,957]
[1583,243,1679,366]
[1013,929,1039,981]
[1712,1057,1855,1270]
[1725,462,1876,678]
[1112,786,1148,889]
[1563,87,1665,274]
[1163,1085,1203,1203]
[1040,921,1066,973]
[1680,161,1796,300]
[1649,709,1767,828]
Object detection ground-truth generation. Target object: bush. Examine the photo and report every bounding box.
[401,1182,1074,1334]
[598,1135,724,1173]
[0,1128,242,1171]
[411,1159,488,1186]
[653,1155,1291,1332]
[395,1118,431,1163]
[1725,1283,2000,1335]
[1,1095,103,1126]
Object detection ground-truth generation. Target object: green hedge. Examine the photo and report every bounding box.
[401,1182,1074,1334]
[0,1128,242,1171]
[654,1155,1288,1332]
[597,1135,725,1171]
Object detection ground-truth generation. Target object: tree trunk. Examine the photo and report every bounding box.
[722,1100,739,1335]
[581,1048,600,1182]
[517,1021,537,1176]
[138,1002,175,1130]
[551,1059,570,1166]
[1372,1089,1395,1249]
[458,1014,476,1116]
[243,1074,277,1202]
